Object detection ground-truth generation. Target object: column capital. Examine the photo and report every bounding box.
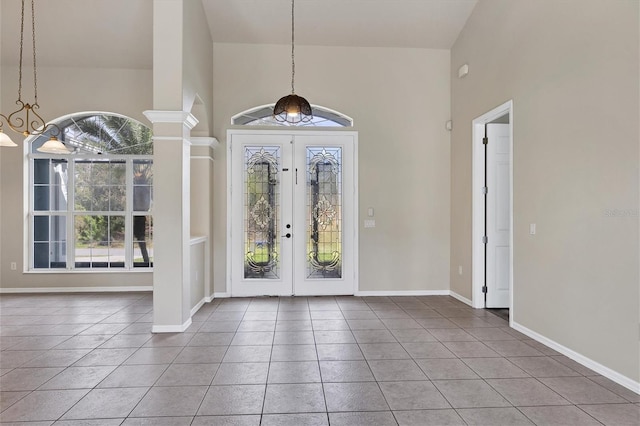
[143,110,199,130]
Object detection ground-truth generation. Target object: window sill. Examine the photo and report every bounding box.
[24,268,153,274]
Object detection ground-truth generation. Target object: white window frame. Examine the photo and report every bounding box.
[27,152,153,273]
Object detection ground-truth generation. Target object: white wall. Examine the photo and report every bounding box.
[0,66,153,289]
[212,43,451,294]
[450,0,639,382]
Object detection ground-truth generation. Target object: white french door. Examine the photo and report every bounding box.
[228,130,357,296]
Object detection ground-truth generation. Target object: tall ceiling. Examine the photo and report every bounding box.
[0,0,477,68]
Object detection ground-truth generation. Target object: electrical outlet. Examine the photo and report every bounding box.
[458,266,463,275]
[10,262,17,270]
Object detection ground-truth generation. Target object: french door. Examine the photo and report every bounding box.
[228,130,357,296]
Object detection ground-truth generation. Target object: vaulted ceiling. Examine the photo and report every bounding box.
[0,0,477,68]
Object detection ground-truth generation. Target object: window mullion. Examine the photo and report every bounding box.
[125,158,133,269]
[67,159,76,270]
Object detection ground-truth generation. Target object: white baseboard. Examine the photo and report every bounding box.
[512,320,640,395]
[152,318,192,333]
[449,291,473,306]
[0,286,153,294]
[213,292,231,298]
[355,290,449,297]
[190,298,206,317]
[205,296,214,303]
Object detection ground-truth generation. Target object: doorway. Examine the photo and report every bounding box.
[472,101,513,318]
[228,130,358,296]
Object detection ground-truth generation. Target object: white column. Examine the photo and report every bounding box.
[144,110,198,332]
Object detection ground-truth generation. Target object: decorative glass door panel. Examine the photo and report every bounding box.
[306,147,342,279]
[230,131,356,297]
[244,146,280,279]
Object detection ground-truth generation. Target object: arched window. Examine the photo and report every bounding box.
[28,113,153,271]
[232,104,353,127]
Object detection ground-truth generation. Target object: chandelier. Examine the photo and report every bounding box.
[273,0,312,124]
[0,0,69,153]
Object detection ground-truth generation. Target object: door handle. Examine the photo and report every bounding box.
[282,233,292,238]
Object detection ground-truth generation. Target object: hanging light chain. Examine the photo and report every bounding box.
[16,0,39,104]
[291,0,295,94]
[17,0,26,102]
[31,0,38,105]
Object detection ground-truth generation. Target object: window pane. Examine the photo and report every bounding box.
[133,160,153,212]
[51,185,67,210]
[75,162,92,184]
[51,215,67,267]
[75,215,126,268]
[34,159,49,184]
[135,160,153,185]
[74,162,92,211]
[110,185,126,211]
[75,215,104,247]
[51,215,67,246]
[110,162,126,185]
[133,215,153,267]
[74,184,92,211]
[108,216,126,267]
[34,216,49,241]
[91,162,110,211]
[33,215,66,269]
[34,186,50,211]
[34,242,49,268]
[50,242,67,268]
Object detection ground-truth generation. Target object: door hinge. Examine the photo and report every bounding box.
[482,137,488,145]
[482,186,488,194]
[482,285,488,293]
[482,235,488,244]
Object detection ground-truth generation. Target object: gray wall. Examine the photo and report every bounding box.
[450,0,639,381]
[0,65,153,289]
[212,43,452,294]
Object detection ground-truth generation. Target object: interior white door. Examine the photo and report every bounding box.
[229,130,356,297]
[485,123,511,308]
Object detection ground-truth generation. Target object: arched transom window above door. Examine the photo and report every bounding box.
[232,104,353,127]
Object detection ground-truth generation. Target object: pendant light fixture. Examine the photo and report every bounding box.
[273,0,312,124]
[0,0,69,153]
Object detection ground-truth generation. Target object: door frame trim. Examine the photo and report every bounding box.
[471,101,513,323]
[226,129,359,297]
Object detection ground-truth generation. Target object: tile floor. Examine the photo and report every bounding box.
[0,293,638,425]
